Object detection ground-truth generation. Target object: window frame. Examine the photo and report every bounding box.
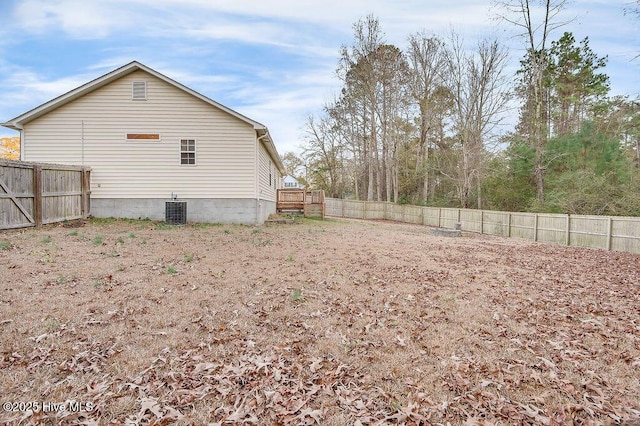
[180,138,196,166]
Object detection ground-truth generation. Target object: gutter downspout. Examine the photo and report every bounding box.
[256,132,269,225]
[20,130,24,161]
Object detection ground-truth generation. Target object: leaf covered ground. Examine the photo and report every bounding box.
[0,217,639,425]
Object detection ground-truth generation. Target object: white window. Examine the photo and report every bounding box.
[132,81,147,100]
[180,139,196,165]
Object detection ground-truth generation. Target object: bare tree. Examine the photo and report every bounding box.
[406,32,447,202]
[302,114,346,198]
[338,14,385,200]
[336,15,412,202]
[443,34,510,208]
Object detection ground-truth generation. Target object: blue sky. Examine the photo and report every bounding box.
[1,0,639,155]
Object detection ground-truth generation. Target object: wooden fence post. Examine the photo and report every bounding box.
[438,208,441,228]
[565,215,571,246]
[81,168,91,218]
[33,165,43,227]
[533,214,538,242]
[507,213,511,237]
[480,210,484,235]
[606,217,612,251]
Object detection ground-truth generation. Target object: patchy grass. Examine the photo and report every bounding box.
[153,223,175,231]
[290,288,305,302]
[0,218,639,424]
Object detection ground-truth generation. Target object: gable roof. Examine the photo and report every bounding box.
[1,61,285,174]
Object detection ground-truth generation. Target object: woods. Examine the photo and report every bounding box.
[294,3,640,216]
[0,137,19,160]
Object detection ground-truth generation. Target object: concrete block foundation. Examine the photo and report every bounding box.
[90,198,275,225]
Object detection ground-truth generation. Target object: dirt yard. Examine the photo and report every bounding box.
[1,217,639,425]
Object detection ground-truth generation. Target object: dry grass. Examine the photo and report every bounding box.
[1,217,639,425]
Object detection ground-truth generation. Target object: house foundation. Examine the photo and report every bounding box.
[90,198,275,225]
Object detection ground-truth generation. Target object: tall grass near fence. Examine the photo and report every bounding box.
[325,198,640,254]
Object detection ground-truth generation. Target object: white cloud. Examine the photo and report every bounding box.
[14,0,132,38]
[3,0,640,153]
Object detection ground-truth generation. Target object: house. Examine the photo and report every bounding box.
[283,175,303,189]
[1,61,285,224]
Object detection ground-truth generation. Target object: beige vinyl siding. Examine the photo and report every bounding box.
[22,70,257,199]
[258,141,278,202]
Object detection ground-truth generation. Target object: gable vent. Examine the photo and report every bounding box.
[132,81,147,100]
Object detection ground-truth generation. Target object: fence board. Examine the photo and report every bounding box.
[387,203,403,221]
[324,198,640,254]
[402,205,423,224]
[509,213,536,240]
[343,200,365,219]
[440,208,459,229]
[0,160,90,230]
[422,207,440,227]
[365,202,386,220]
[537,213,567,245]
[460,210,482,233]
[482,211,510,237]
[569,215,609,250]
[611,217,640,253]
[325,198,342,217]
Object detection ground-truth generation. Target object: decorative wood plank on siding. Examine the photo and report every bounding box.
[22,70,258,199]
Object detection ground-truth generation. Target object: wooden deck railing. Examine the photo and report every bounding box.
[276,189,325,218]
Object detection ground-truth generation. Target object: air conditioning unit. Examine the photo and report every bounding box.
[165,199,187,225]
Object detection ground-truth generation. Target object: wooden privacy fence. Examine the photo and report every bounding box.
[325,198,640,254]
[0,160,91,230]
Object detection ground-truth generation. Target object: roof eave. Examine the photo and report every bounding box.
[4,61,144,128]
[256,127,285,175]
[0,122,21,131]
[2,60,287,174]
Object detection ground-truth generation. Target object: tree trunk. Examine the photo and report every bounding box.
[420,107,430,202]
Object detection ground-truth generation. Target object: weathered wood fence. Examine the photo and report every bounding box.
[277,189,325,219]
[0,160,91,230]
[325,198,640,254]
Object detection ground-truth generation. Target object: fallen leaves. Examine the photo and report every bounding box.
[1,219,640,424]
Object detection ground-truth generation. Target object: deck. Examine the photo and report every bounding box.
[276,189,325,219]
